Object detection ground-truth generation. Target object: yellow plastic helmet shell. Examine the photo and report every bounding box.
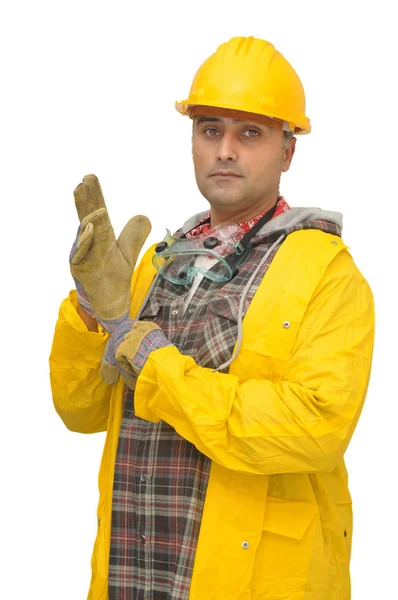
[176,36,311,134]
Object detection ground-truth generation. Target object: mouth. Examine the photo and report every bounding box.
[211,171,242,179]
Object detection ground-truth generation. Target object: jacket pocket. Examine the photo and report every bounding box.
[262,499,319,539]
[196,296,240,370]
[252,500,323,598]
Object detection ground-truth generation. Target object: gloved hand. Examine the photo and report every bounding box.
[100,320,172,387]
[100,316,137,384]
[69,174,151,332]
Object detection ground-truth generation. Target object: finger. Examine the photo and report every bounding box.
[73,174,107,222]
[100,358,120,385]
[70,222,94,264]
[117,215,152,270]
[116,355,137,390]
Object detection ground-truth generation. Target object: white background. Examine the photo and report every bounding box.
[1,1,396,598]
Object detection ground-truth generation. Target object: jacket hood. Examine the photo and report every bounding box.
[178,207,343,242]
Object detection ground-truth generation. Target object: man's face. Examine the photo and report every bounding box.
[192,115,296,220]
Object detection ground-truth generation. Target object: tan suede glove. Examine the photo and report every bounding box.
[104,321,172,389]
[69,174,151,331]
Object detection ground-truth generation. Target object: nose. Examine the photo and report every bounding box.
[217,131,238,162]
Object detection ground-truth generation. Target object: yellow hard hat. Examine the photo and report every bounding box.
[176,36,311,134]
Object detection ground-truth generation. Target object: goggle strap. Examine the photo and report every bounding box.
[237,202,278,246]
[225,202,278,276]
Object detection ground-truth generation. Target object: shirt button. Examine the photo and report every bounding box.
[241,541,250,549]
[139,534,146,544]
[188,308,194,314]
[283,321,291,329]
[140,475,148,483]
[172,309,179,316]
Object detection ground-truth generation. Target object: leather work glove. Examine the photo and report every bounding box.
[99,316,137,384]
[69,174,151,333]
[100,321,172,388]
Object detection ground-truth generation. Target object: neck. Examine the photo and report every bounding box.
[210,195,279,227]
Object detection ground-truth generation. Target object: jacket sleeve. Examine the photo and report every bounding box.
[49,290,112,434]
[134,250,375,474]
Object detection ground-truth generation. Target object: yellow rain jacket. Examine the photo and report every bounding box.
[50,229,374,600]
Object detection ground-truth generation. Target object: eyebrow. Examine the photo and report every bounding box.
[194,116,269,130]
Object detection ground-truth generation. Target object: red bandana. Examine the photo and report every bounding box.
[185,196,290,238]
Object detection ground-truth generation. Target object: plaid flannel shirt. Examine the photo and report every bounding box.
[108,215,341,600]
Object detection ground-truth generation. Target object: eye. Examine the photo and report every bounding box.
[203,128,220,137]
[242,129,260,138]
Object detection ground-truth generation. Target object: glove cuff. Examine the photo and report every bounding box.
[131,329,172,373]
[74,279,96,318]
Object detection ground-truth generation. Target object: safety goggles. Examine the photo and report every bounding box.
[153,204,278,285]
[152,223,253,285]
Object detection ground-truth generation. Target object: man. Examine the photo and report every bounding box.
[50,36,374,599]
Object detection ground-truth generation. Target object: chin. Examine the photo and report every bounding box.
[205,189,243,206]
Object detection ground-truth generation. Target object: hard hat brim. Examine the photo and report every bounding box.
[175,102,310,134]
